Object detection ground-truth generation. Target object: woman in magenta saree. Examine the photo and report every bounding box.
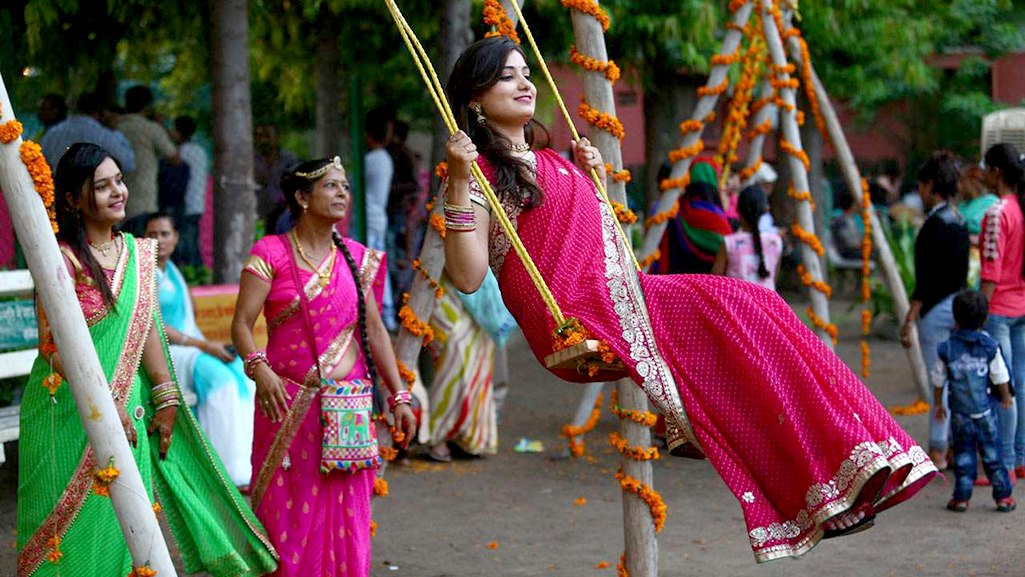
[441,37,938,563]
[233,157,417,576]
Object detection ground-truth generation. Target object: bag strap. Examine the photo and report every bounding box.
[281,232,323,382]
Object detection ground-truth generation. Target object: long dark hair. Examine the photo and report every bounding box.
[737,185,770,279]
[984,143,1025,278]
[54,142,120,309]
[447,36,549,209]
[280,158,377,385]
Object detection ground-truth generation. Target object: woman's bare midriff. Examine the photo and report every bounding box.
[327,340,359,380]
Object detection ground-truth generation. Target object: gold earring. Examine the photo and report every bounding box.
[470,102,485,125]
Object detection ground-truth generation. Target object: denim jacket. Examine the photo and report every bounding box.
[936,329,1006,417]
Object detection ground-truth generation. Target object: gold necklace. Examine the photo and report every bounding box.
[89,234,117,257]
[510,142,530,152]
[292,231,335,288]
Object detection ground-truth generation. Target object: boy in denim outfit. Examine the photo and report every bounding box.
[934,289,1016,512]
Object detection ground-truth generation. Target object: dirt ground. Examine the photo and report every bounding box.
[3,294,1024,576]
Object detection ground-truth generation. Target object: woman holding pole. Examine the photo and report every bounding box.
[17,143,277,576]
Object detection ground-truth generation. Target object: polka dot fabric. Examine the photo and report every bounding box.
[482,149,939,563]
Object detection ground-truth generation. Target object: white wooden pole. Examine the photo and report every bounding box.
[740,79,776,187]
[759,0,833,346]
[782,24,930,397]
[567,7,658,576]
[636,2,755,269]
[0,75,176,574]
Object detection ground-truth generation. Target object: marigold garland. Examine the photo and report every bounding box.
[482,0,520,43]
[579,99,625,141]
[738,158,762,182]
[797,36,828,141]
[399,305,434,345]
[604,163,632,184]
[889,399,930,416]
[786,183,815,210]
[428,213,446,240]
[806,307,838,346]
[153,502,162,514]
[609,389,658,427]
[728,0,751,12]
[617,554,628,577]
[709,51,740,67]
[380,446,398,461]
[610,200,637,225]
[434,161,448,180]
[46,536,63,564]
[127,566,157,577]
[638,249,660,269]
[696,77,729,98]
[644,200,679,228]
[569,46,621,84]
[667,140,704,164]
[780,139,810,171]
[615,468,667,533]
[795,264,832,299]
[716,23,763,170]
[370,520,378,537]
[19,140,58,233]
[658,176,689,192]
[0,119,23,143]
[92,457,120,498]
[860,178,874,376]
[609,431,659,461]
[562,392,602,457]
[559,0,610,32]
[789,223,824,257]
[396,359,416,385]
[704,111,716,124]
[373,477,389,497]
[411,259,445,299]
[745,119,773,142]
[42,373,62,395]
[551,317,591,352]
[678,119,704,136]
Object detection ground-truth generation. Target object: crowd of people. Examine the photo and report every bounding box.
[10,38,1025,577]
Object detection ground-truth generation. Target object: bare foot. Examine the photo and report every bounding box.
[822,508,866,531]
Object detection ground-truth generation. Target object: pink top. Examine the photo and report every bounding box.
[723,231,783,290]
[980,195,1025,317]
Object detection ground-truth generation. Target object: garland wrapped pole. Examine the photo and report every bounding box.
[0,75,177,574]
[636,0,755,270]
[563,4,656,575]
[782,18,930,398]
[739,78,776,186]
[758,0,833,346]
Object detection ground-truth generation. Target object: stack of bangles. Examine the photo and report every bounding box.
[243,351,269,380]
[444,202,476,232]
[152,381,181,412]
[387,390,412,413]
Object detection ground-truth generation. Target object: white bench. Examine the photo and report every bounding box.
[0,269,35,465]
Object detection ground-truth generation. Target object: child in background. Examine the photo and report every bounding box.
[935,289,1016,513]
[712,186,783,290]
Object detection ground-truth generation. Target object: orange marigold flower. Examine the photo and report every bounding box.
[434,161,448,180]
[373,477,389,498]
[396,359,417,385]
[43,373,62,395]
[595,561,610,569]
[579,99,625,141]
[370,520,378,536]
[487,541,500,550]
[638,249,660,269]
[0,119,24,143]
[380,447,399,461]
[569,46,620,84]
[575,497,587,506]
[645,200,680,227]
[429,213,446,239]
[559,0,610,31]
[697,77,729,98]
[482,0,520,43]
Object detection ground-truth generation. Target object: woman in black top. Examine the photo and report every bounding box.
[900,151,969,469]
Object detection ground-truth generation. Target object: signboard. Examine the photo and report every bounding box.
[191,285,267,349]
[0,299,37,351]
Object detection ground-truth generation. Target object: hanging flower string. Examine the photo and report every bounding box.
[561,392,602,457]
[610,200,637,225]
[559,0,610,31]
[428,214,446,239]
[482,0,520,43]
[609,390,658,427]
[806,307,838,346]
[0,106,58,234]
[604,163,632,184]
[396,358,417,385]
[795,264,832,299]
[92,456,120,498]
[569,46,620,84]
[638,249,660,269]
[860,178,874,377]
[411,259,445,299]
[127,565,157,577]
[578,99,625,141]
[716,19,764,170]
[789,223,824,257]
[398,305,434,345]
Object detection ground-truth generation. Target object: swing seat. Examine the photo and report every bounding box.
[545,339,627,380]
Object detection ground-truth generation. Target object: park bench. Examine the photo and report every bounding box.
[0,269,35,465]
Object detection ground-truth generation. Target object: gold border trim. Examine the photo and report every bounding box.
[251,377,319,509]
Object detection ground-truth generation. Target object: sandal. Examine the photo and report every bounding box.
[996,497,1016,513]
[946,499,969,512]
[822,512,876,539]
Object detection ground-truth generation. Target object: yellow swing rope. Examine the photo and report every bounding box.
[384,0,566,326]
[506,0,641,272]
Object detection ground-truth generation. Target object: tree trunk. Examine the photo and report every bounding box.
[642,78,698,213]
[314,8,342,158]
[430,0,473,192]
[209,0,256,284]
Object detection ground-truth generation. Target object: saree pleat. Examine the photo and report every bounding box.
[17,234,277,576]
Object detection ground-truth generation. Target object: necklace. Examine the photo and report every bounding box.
[89,234,117,258]
[292,231,335,288]
[510,142,530,152]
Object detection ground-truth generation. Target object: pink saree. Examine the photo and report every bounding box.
[244,234,386,576]
[465,149,938,562]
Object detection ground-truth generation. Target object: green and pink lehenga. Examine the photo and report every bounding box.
[17,234,278,576]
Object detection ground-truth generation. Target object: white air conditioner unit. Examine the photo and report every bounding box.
[981,108,1025,157]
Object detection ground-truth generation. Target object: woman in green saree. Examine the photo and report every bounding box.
[17,143,278,576]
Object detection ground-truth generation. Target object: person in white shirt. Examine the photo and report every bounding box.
[364,107,398,331]
[173,116,209,268]
[119,85,180,235]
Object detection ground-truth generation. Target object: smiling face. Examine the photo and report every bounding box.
[475,49,536,129]
[145,216,179,261]
[298,167,350,223]
[74,157,127,226]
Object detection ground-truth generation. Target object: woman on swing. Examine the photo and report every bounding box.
[442,36,937,563]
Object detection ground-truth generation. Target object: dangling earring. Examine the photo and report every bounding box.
[470,102,486,125]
